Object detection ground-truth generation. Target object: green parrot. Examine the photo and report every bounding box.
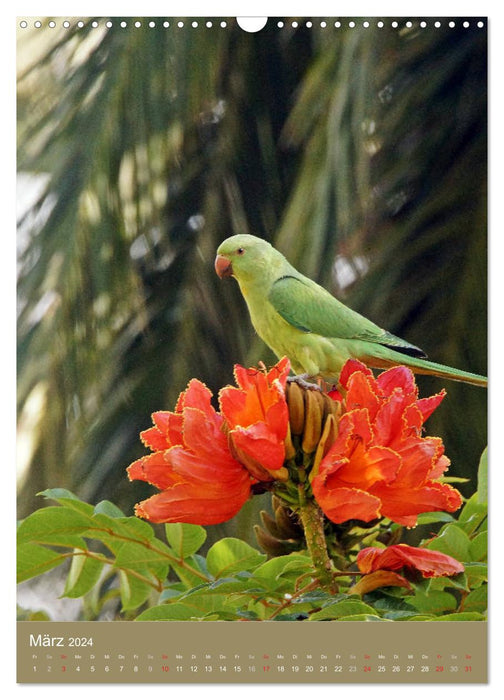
[214,234,487,388]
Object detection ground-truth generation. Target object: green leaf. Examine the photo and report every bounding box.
[424,523,471,561]
[114,541,170,580]
[17,496,176,611]
[90,513,157,546]
[405,589,458,615]
[136,603,209,621]
[382,611,419,621]
[416,511,455,525]
[457,494,487,535]
[169,555,210,590]
[38,489,94,515]
[464,562,488,586]
[63,551,105,598]
[177,588,236,615]
[17,543,68,583]
[462,585,487,614]
[251,554,312,588]
[309,599,378,620]
[38,488,81,501]
[17,507,91,548]
[469,531,487,562]
[435,612,486,621]
[427,572,468,593]
[94,500,125,517]
[118,569,154,611]
[477,447,488,504]
[164,523,207,559]
[337,614,387,621]
[206,538,266,579]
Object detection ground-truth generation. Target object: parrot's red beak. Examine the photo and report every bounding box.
[215,254,233,278]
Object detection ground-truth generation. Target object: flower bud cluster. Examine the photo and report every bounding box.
[253,495,305,556]
[284,381,342,478]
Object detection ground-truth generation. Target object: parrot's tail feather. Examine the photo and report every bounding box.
[364,352,487,387]
[405,358,487,387]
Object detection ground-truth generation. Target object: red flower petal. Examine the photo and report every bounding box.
[134,478,250,525]
[376,365,417,398]
[165,445,247,485]
[339,359,374,388]
[373,389,412,446]
[140,425,171,452]
[127,452,184,490]
[357,544,464,578]
[129,376,253,526]
[327,387,343,401]
[266,355,291,386]
[188,378,214,410]
[153,410,184,447]
[180,407,227,460]
[219,358,290,479]
[311,483,382,523]
[416,390,446,422]
[313,362,461,527]
[371,481,463,526]
[345,372,380,419]
[230,423,286,474]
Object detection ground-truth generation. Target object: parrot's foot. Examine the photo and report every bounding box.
[287,374,323,392]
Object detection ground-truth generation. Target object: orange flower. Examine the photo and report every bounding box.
[127,358,291,525]
[127,379,252,524]
[312,360,462,526]
[357,544,464,578]
[219,356,290,480]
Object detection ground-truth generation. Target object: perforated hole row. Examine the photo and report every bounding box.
[18,18,486,30]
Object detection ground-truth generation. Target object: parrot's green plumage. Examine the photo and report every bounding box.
[215,234,487,388]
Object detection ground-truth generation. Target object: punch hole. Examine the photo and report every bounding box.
[237,17,268,32]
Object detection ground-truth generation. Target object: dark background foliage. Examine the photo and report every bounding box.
[17,18,487,540]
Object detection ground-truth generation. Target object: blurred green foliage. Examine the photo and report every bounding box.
[17,18,487,532]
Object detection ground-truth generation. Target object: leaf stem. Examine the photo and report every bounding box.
[84,526,210,581]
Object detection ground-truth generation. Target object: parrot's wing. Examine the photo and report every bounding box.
[269,275,426,358]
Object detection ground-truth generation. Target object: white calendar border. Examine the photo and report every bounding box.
[5,0,502,697]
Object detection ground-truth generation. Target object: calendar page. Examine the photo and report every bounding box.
[16,15,488,685]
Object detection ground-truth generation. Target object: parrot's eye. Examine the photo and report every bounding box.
[236,247,245,255]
